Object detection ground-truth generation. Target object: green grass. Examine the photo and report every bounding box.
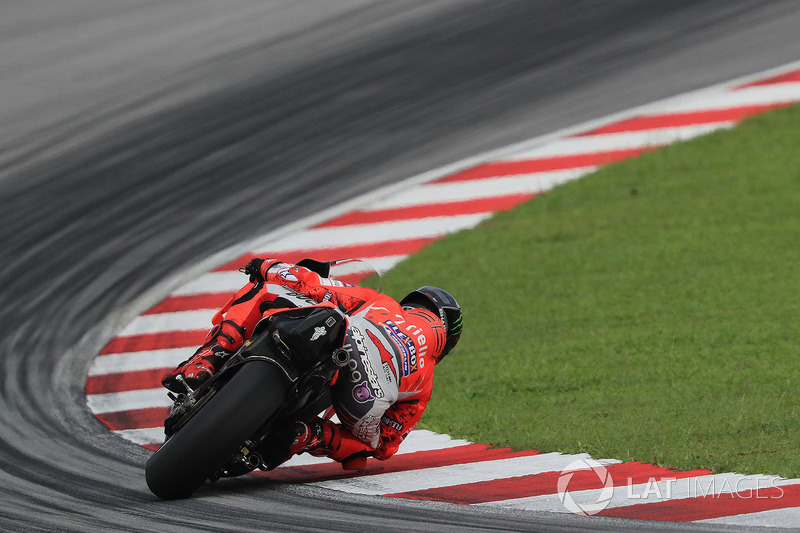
[379,104,800,478]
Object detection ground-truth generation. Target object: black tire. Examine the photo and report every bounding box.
[145,360,287,499]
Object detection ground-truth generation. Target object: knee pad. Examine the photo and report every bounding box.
[216,320,246,351]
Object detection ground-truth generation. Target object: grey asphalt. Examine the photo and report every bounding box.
[2,1,800,531]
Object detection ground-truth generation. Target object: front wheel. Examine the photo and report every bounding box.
[145,360,287,499]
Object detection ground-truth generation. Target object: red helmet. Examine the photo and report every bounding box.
[400,286,462,361]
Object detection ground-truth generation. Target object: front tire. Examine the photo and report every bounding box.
[145,360,287,499]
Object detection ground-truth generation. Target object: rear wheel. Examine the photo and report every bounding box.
[145,360,287,499]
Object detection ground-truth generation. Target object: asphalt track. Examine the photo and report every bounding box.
[3,1,800,531]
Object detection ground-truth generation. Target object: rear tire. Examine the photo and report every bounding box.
[145,360,287,499]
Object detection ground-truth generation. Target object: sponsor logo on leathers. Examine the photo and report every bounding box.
[366,329,398,381]
[349,326,385,399]
[353,382,373,403]
[381,320,418,377]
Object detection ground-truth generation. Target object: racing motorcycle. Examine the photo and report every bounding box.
[145,259,356,500]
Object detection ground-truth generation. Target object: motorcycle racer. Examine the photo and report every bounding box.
[162,257,462,470]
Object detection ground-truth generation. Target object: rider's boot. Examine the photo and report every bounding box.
[286,419,372,470]
[161,345,232,393]
[287,418,340,457]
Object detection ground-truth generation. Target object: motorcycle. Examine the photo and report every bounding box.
[145,259,356,500]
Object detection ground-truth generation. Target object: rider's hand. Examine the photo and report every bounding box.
[242,258,265,282]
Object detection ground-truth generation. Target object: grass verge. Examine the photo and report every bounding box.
[380,104,800,477]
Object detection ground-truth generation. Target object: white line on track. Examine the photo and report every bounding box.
[251,214,491,253]
[698,506,800,527]
[643,83,800,113]
[87,387,169,414]
[118,309,217,336]
[370,169,594,208]
[504,123,731,160]
[89,347,194,375]
[312,453,622,496]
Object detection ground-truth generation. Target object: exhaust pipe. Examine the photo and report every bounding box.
[331,348,349,367]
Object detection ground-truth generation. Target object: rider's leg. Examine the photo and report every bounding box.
[288,418,372,469]
[160,279,271,392]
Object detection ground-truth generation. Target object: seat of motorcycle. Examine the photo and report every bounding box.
[267,306,346,367]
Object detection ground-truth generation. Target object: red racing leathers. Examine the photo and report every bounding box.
[189,258,447,465]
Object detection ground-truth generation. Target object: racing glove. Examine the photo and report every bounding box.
[242,258,265,282]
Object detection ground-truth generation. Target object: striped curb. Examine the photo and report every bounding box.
[87,62,800,527]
